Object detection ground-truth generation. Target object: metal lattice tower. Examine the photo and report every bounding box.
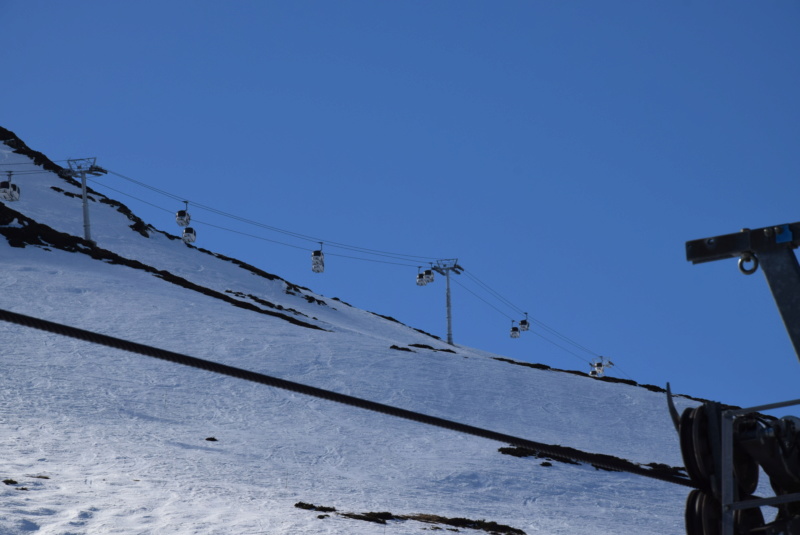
[431,259,464,345]
[65,158,107,245]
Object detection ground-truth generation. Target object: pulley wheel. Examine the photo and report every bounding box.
[692,404,716,486]
[685,490,722,535]
[733,444,759,496]
[686,489,765,535]
[681,408,708,489]
[685,490,705,535]
[699,491,721,535]
[734,506,765,535]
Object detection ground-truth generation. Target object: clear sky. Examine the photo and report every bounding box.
[2,1,799,411]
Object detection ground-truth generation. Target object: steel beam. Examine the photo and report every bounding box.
[686,222,800,362]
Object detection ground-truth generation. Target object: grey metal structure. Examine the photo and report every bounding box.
[686,222,800,362]
[431,259,463,346]
[721,399,800,535]
[65,158,107,245]
[684,222,800,534]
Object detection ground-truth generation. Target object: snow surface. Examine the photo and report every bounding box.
[0,135,710,534]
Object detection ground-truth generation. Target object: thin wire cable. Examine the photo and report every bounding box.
[0,169,52,176]
[195,200,437,262]
[106,170,185,202]
[527,319,598,357]
[105,170,439,263]
[451,278,515,320]
[192,217,424,267]
[462,269,526,317]
[608,362,635,381]
[89,178,425,267]
[530,331,593,365]
[86,180,173,215]
[323,251,422,268]
[452,278,592,366]
[191,218,310,251]
[461,268,600,357]
[195,217,421,267]
[95,168,613,371]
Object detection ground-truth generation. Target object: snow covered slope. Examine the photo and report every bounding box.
[1,127,701,534]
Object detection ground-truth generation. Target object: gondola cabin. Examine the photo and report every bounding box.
[416,272,427,286]
[589,357,612,377]
[510,325,521,339]
[176,209,191,227]
[0,181,20,202]
[423,269,434,284]
[182,227,196,244]
[519,318,530,331]
[311,249,325,273]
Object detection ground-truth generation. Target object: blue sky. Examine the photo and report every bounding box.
[2,1,800,411]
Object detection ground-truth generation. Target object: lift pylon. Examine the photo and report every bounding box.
[65,158,107,245]
[431,259,464,346]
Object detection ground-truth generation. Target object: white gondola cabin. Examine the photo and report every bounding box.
[510,322,521,339]
[176,201,191,227]
[176,210,191,227]
[423,269,434,284]
[311,249,325,273]
[589,357,613,377]
[182,227,196,244]
[0,181,20,202]
[416,272,427,286]
[519,313,530,332]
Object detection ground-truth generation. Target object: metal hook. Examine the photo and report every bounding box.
[738,253,759,275]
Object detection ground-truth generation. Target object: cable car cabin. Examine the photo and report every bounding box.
[0,182,20,202]
[182,227,196,244]
[519,319,530,332]
[424,269,434,284]
[416,273,427,286]
[175,209,191,227]
[589,358,611,378]
[589,357,613,377]
[311,250,325,273]
[510,326,521,339]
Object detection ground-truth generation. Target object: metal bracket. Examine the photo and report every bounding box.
[686,222,800,362]
[721,399,800,535]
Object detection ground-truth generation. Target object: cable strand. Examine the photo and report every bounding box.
[0,306,692,488]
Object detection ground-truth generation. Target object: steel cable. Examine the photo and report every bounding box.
[0,306,693,489]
